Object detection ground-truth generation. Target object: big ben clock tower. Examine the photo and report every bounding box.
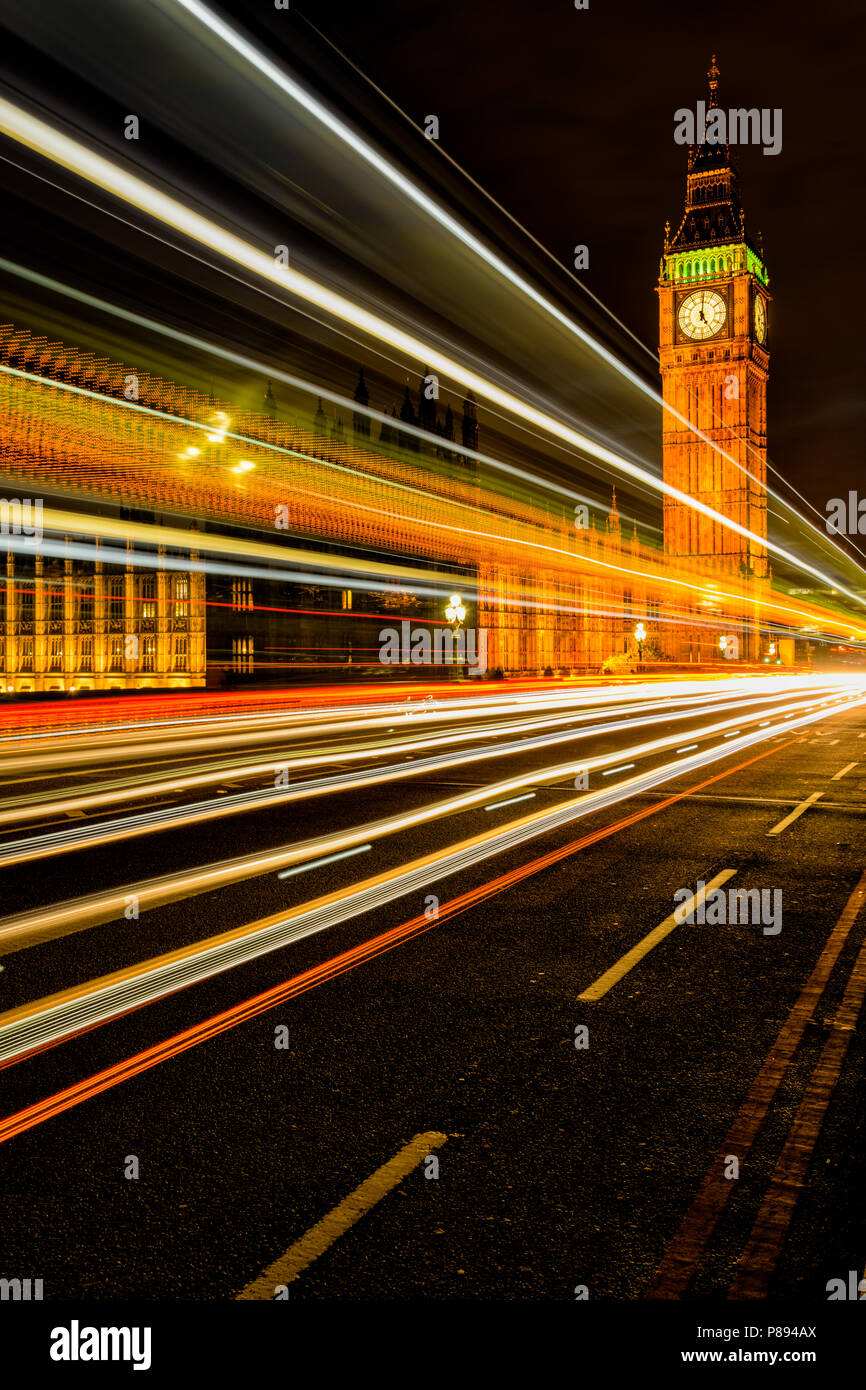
[658,56,771,604]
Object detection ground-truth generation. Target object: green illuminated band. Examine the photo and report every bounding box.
[663,243,768,286]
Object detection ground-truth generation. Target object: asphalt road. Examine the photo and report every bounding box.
[1,680,865,1302]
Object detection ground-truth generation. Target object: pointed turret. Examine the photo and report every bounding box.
[399,383,418,451]
[664,54,768,284]
[672,56,750,253]
[461,391,478,452]
[352,366,370,439]
[606,486,621,536]
[399,384,416,426]
[417,367,437,433]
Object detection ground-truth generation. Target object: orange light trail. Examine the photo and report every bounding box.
[2,329,865,650]
[0,734,807,1145]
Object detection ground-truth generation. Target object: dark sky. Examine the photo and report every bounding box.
[0,0,863,525]
[291,0,865,509]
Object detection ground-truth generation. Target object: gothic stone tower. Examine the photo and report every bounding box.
[658,56,771,609]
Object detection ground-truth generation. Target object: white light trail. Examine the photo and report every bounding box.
[170,0,866,570]
[484,793,536,811]
[0,95,863,610]
[277,846,372,879]
[0,681,859,953]
[1,682,863,1065]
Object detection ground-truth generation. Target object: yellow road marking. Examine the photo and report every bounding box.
[236,1131,447,1299]
[832,762,858,780]
[766,791,823,837]
[578,869,737,1002]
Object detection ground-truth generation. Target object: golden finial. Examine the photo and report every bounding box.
[708,53,720,106]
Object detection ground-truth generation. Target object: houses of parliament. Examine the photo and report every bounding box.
[0,58,771,690]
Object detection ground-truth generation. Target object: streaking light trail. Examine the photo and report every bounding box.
[0,678,862,1065]
[0,94,863,609]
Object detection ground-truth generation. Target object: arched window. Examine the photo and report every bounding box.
[108,575,124,620]
[173,575,189,619]
[140,572,157,618]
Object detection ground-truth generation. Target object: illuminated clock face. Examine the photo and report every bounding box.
[754,295,767,344]
[677,289,727,340]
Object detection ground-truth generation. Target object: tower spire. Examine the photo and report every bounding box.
[607,486,621,537]
[707,53,720,109]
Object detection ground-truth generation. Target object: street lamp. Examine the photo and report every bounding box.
[445,594,466,677]
[445,594,466,627]
[634,621,646,663]
[207,409,230,444]
[719,635,728,656]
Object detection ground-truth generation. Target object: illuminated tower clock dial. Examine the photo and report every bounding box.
[677,289,727,340]
[754,294,766,344]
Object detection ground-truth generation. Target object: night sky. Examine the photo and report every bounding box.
[283,0,865,507]
[1,0,863,515]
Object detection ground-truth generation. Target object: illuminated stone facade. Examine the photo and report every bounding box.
[0,535,205,693]
[657,59,771,659]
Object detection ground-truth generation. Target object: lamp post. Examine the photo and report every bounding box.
[634,621,646,664]
[445,594,466,678]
